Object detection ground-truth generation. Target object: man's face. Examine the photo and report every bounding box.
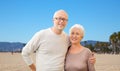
[53,11,68,31]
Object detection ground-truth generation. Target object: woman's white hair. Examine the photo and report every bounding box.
[69,24,85,37]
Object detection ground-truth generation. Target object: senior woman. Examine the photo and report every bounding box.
[65,24,95,71]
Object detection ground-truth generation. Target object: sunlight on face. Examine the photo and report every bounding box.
[70,28,83,44]
[53,10,68,31]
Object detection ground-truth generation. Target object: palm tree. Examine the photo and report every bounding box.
[117,32,120,53]
[109,32,117,54]
[103,42,109,54]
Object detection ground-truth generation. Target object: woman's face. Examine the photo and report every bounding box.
[70,28,83,44]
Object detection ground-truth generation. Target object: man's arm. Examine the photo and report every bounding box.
[21,32,41,70]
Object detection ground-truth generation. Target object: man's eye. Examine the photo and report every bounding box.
[71,32,74,35]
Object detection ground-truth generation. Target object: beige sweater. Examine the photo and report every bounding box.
[65,48,95,71]
[22,28,69,71]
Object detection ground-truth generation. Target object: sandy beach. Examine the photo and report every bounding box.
[0,52,120,71]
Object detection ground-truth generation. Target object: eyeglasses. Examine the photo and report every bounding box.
[54,17,68,22]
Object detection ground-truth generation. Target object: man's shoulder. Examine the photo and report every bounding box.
[62,31,68,36]
[35,28,50,36]
[37,28,50,33]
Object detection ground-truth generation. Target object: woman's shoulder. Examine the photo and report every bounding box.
[83,47,92,54]
[83,47,93,58]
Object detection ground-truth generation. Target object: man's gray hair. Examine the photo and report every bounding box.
[69,24,85,37]
[53,9,68,18]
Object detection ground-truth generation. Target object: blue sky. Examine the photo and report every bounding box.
[0,0,120,43]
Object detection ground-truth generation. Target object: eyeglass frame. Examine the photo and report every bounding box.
[54,17,68,22]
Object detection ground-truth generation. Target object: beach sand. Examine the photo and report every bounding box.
[0,52,120,71]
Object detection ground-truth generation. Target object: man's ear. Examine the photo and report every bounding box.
[81,36,83,39]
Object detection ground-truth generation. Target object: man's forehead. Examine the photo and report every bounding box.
[55,15,67,18]
[53,10,68,18]
[54,13,68,18]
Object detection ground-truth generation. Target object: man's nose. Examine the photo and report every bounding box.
[59,19,64,22]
